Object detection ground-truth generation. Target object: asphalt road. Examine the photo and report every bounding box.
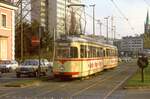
[1,61,150,99]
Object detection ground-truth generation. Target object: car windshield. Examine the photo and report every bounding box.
[22,60,39,66]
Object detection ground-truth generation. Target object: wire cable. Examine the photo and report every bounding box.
[110,0,135,33]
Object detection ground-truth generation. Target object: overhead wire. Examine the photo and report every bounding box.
[110,0,136,33]
[143,0,150,7]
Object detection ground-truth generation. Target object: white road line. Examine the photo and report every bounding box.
[103,75,130,99]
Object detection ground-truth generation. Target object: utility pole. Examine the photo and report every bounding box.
[20,0,23,61]
[114,26,116,40]
[104,16,109,44]
[89,4,95,36]
[38,1,42,79]
[97,20,102,36]
[65,0,67,35]
[111,16,114,40]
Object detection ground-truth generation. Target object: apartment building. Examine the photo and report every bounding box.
[0,0,17,60]
[31,0,81,38]
[120,36,143,56]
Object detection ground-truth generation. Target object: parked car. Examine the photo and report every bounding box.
[16,59,49,78]
[0,60,18,73]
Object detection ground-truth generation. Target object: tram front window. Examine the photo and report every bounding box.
[57,48,70,58]
[56,47,78,58]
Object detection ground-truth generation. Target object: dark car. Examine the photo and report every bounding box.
[16,59,49,78]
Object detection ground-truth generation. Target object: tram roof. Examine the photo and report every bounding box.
[57,35,117,49]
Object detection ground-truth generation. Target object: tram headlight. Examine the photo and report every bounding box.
[60,65,65,71]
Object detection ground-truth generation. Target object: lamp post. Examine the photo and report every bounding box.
[20,0,23,61]
[104,16,110,44]
[89,4,95,36]
[65,0,67,35]
[97,20,102,36]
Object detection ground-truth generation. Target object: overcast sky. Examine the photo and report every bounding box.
[82,0,149,39]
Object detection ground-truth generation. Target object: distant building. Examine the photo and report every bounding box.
[31,0,82,38]
[0,0,17,60]
[120,36,143,57]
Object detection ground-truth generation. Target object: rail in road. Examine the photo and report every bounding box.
[0,61,138,99]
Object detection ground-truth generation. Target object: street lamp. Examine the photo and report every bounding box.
[89,4,96,36]
[104,16,110,44]
[97,20,102,36]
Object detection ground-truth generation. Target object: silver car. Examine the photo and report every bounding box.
[16,59,49,78]
[0,60,18,73]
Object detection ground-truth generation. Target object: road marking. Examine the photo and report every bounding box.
[103,75,130,99]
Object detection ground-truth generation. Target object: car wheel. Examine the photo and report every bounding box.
[16,73,21,78]
[34,72,38,77]
[43,72,46,76]
[9,67,13,72]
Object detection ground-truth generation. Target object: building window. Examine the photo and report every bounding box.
[2,14,6,27]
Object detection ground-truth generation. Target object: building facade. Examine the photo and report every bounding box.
[120,36,143,57]
[31,0,82,38]
[0,0,17,60]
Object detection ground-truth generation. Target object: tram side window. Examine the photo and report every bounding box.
[80,45,87,58]
[70,47,78,58]
[106,49,110,57]
[97,48,103,57]
[103,50,106,57]
[88,46,92,58]
[92,47,97,57]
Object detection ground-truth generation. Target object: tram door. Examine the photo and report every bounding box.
[80,45,87,77]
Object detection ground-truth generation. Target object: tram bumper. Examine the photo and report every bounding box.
[53,72,79,78]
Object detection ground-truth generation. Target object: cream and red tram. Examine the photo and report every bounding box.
[53,35,118,78]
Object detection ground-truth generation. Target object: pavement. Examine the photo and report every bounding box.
[0,61,150,99]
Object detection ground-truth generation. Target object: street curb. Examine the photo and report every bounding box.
[123,86,150,89]
[2,81,41,88]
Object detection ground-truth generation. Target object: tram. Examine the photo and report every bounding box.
[53,35,118,78]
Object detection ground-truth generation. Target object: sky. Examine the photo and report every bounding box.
[82,0,149,39]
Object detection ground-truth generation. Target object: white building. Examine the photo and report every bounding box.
[120,36,143,56]
[31,0,82,38]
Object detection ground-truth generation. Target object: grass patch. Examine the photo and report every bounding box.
[125,61,150,88]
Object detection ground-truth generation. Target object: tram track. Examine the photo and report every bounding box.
[0,62,137,99]
[36,62,135,97]
[70,62,137,98]
[0,63,122,98]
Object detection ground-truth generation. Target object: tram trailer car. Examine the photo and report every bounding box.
[53,35,118,78]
